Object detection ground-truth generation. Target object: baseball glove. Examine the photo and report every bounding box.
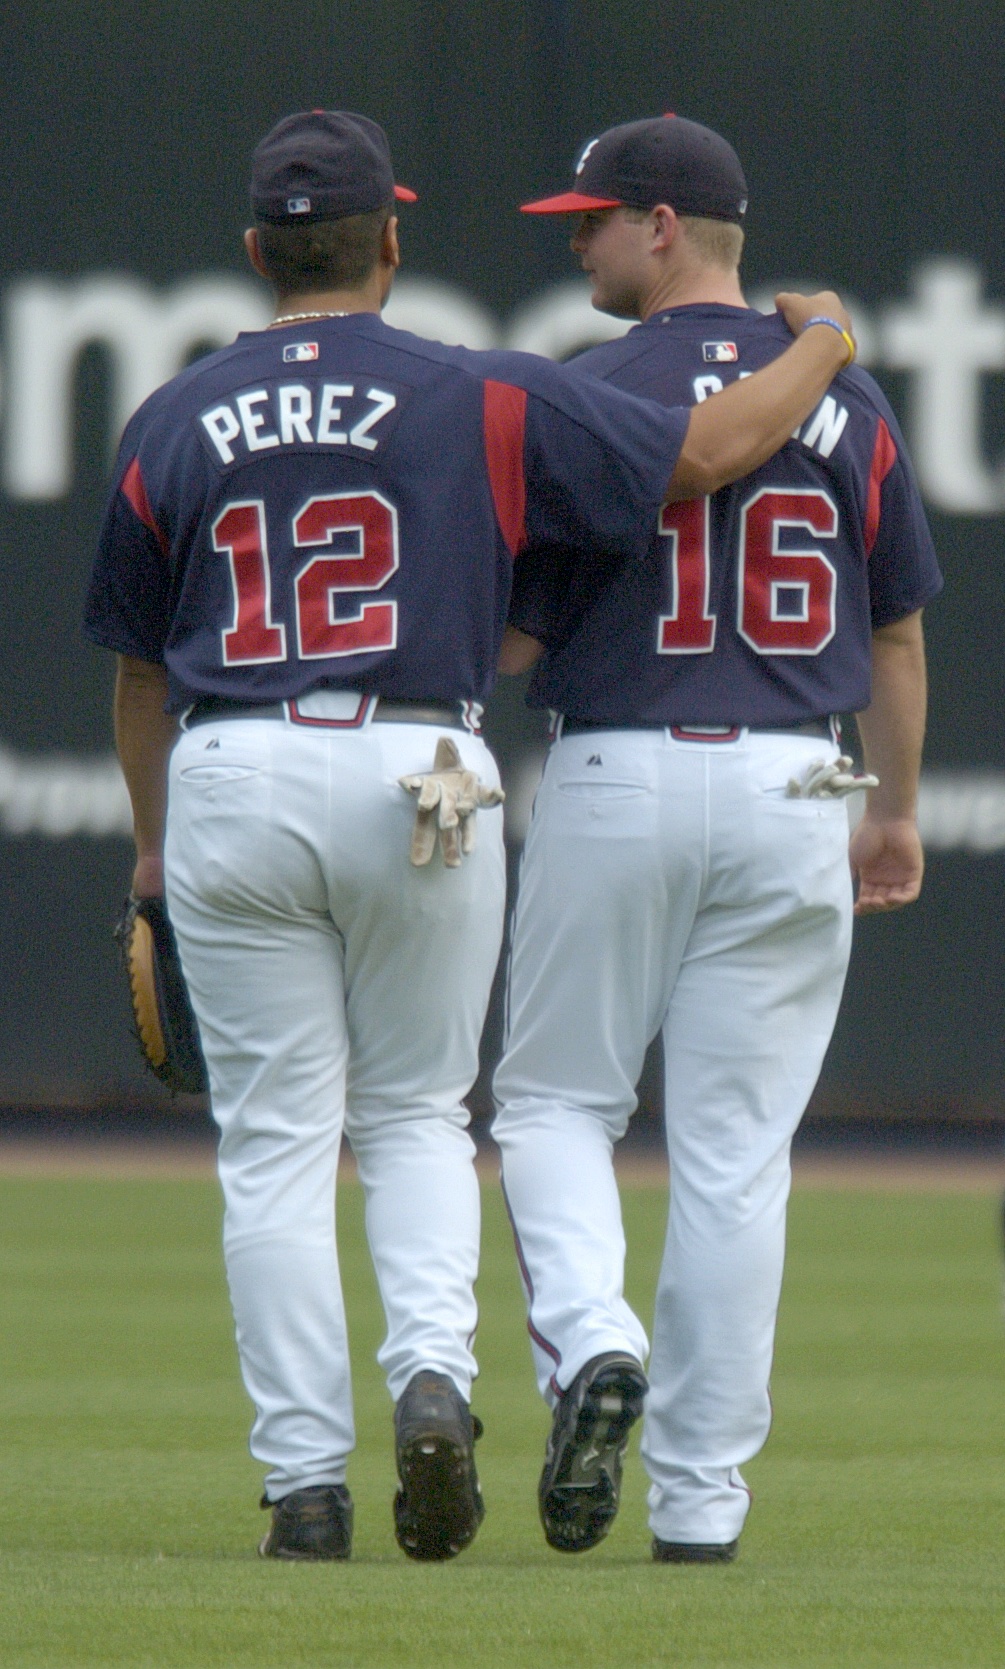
[399,736,505,868]
[114,895,208,1095]
[786,755,879,799]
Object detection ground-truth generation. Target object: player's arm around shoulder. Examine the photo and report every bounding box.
[667,291,855,497]
[114,655,178,899]
[850,609,927,916]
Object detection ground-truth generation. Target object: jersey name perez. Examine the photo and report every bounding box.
[198,380,401,466]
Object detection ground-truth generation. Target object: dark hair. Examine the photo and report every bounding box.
[256,205,392,293]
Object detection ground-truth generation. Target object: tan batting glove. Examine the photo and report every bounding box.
[399,736,505,867]
[786,755,880,799]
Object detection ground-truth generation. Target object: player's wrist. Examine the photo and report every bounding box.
[802,315,856,367]
[856,805,920,831]
[131,850,165,899]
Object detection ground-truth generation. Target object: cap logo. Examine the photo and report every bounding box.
[283,341,319,362]
[287,196,311,214]
[574,137,600,176]
[738,198,748,215]
[703,341,738,363]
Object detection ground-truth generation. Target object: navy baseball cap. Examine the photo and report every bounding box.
[521,115,747,222]
[251,110,417,225]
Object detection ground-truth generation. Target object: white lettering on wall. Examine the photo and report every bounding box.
[3,261,1005,512]
[504,280,631,360]
[2,277,272,498]
[0,743,1000,853]
[884,260,1005,513]
[0,745,132,837]
[381,278,498,348]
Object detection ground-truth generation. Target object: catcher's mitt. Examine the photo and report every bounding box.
[114,895,208,1095]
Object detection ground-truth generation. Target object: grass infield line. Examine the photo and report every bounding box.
[0,1135,1003,1192]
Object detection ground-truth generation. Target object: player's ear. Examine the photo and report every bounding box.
[244,227,270,281]
[381,213,401,272]
[650,204,679,252]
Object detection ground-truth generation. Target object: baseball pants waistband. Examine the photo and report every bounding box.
[182,691,476,732]
[558,716,836,743]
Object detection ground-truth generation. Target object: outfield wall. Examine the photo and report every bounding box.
[0,1,1002,1111]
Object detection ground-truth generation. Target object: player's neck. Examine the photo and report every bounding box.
[272,270,388,322]
[273,291,378,321]
[639,265,746,321]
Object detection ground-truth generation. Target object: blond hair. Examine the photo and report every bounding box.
[621,206,744,272]
[676,215,744,272]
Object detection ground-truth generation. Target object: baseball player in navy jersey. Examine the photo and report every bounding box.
[84,108,857,1562]
[493,116,942,1563]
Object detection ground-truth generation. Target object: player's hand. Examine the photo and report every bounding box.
[775,290,855,347]
[399,736,505,867]
[848,815,924,915]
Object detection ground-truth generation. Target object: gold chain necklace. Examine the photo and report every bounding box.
[267,310,352,328]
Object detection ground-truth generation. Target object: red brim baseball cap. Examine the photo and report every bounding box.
[521,115,747,222]
[521,190,623,214]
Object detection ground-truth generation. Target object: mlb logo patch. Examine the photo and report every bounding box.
[287,196,311,214]
[703,341,739,363]
[283,341,319,363]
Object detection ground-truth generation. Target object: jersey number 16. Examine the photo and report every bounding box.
[658,487,838,657]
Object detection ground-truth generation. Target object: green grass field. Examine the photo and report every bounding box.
[0,1169,1003,1668]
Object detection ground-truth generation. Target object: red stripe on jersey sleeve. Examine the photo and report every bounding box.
[864,417,897,557]
[121,456,170,559]
[483,380,528,557]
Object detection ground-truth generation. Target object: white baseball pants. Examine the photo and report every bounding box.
[164,711,505,1501]
[493,726,853,1547]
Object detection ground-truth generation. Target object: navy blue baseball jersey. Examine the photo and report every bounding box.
[510,304,942,727]
[84,314,688,713]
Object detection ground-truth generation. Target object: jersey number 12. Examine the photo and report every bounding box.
[212,491,399,666]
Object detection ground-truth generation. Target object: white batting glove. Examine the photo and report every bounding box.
[399,735,505,867]
[786,754,880,799]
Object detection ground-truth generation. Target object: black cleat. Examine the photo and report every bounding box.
[652,1536,739,1564]
[258,1483,353,1560]
[393,1370,484,1561]
[539,1352,648,1553]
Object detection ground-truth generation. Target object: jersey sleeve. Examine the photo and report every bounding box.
[522,374,688,556]
[509,536,636,656]
[507,543,578,646]
[480,357,687,562]
[83,449,174,663]
[862,406,943,628]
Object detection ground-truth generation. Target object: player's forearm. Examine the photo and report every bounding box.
[668,323,849,499]
[854,611,927,821]
[114,655,179,889]
[666,291,853,499]
[498,625,546,675]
